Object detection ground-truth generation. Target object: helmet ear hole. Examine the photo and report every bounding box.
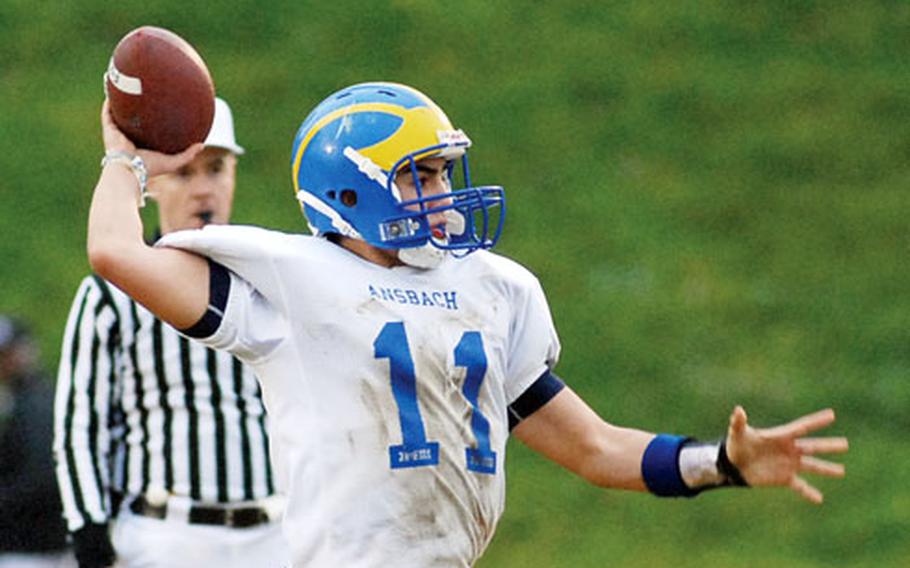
[340,189,358,207]
[326,190,337,200]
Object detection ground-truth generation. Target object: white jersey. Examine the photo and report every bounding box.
[158,225,561,567]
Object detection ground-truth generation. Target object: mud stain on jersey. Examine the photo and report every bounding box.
[358,378,392,451]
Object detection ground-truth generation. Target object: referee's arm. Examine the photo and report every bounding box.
[53,276,118,532]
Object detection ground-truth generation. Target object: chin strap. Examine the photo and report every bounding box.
[396,210,465,269]
[397,244,447,269]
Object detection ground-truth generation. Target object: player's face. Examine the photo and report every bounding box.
[148,147,237,234]
[394,157,453,238]
[343,157,455,269]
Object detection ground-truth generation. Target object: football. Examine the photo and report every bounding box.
[105,26,215,154]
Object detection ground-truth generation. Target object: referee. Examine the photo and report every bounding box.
[53,98,288,568]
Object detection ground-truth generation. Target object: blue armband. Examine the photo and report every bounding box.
[641,434,699,498]
[181,260,230,339]
[507,370,566,431]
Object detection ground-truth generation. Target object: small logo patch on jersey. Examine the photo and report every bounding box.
[369,285,459,311]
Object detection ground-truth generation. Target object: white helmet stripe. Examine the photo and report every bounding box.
[296,190,362,239]
[343,147,401,201]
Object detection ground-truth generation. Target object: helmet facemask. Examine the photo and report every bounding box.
[379,150,505,268]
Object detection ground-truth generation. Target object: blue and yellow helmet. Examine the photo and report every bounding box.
[291,82,504,258]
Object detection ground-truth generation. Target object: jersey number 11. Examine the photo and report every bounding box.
[374,321,497,475]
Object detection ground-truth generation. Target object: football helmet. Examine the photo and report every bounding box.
[291,82,505,268]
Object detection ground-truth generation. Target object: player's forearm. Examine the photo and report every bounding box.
[87,163,149,282]
[574,424,654,491]
[513,388,653,491]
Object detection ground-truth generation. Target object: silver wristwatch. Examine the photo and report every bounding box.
[101,151,148,207]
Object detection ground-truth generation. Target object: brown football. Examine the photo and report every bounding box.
[105,26,215,154]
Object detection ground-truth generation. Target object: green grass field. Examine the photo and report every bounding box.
[1,1,907,565]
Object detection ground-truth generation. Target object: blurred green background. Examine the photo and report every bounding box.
[1,1,906,566]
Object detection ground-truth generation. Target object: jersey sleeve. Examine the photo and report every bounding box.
[185,266,289,365]
[53,276,120,531]
[156,224,291,313]
[158,225,292,365]
[504,273,561,405]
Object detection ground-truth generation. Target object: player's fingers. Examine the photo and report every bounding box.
[769,408,836,438]
[800,456,845,478]
[100,103,136,155]
[146,143,203,175]
[728,405,747,435]
[789,475,823,505]
[101,99,118,130]
[175,142,204,160]
[796,437,849,455]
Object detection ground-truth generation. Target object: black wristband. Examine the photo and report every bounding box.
[72,522,116,568]
[717,439,750,487]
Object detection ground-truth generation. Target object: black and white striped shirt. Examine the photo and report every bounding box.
[53,275,275,531]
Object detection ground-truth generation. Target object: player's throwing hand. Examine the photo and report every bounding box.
[100,99,202,176]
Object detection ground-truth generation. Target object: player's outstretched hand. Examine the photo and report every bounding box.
[100,99,202,177]
[725,406,848,504]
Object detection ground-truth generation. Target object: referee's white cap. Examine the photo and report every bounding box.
[204,97,245,155]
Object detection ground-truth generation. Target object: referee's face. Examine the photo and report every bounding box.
[147,147,237,234]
